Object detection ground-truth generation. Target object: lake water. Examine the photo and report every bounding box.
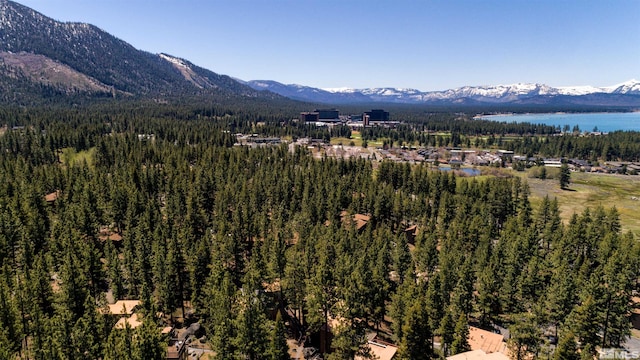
[480,112,640,132]
[438,167,482,176]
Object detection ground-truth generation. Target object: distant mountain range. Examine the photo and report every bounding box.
[245,79,640,106]
[0,0,638,108]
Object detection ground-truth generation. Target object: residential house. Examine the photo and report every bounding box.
[447,349,509,360]
[44,190,60,204]
[467,326,508,355]
[356,340,398,360]
[543,159,563,168]
[340,211,371,232]
[114,313,143,330]
[98,226,124,246]
[106,300,141,316]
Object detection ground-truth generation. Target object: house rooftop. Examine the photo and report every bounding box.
[108,233,123,241]
[106,300,141,316]
[44,190,60,202]
[356,341,398,360]
[99,232,123,242]
[447,349,510,360]
[468,326,508,354]
[340,211,371,231]
[114,313,142,329]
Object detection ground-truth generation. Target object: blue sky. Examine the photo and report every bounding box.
[17,0,640,91]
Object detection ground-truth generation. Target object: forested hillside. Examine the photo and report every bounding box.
[0,105,637,359]
[0,0,289,105]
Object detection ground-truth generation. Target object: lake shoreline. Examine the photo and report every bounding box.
[477,112,640,132]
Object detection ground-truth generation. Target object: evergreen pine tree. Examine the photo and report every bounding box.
[567,294,600,352]
[0,327,13,360]
[580,344,594,360]
[438,312,455,357]
[133,313,166,360]
[267,311,290,360]
[389,273,416,343]
[104,322,134,360]
[553,331,579,360]
[450,313,470,355]
[398,299,432,360]
[507,314,542,360]
[559,164,570,190]
[233,291,268,360]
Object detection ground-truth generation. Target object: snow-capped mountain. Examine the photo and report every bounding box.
[556,85,604,96]
[1,0,636,108]
[247,79,640,106]
[245,80,372,103]
[605,79,640,95]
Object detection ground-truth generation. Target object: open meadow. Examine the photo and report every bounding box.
[522,171,640,234]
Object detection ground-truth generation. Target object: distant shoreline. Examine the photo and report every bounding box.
[476,112,640,132]
[474,110,638,119]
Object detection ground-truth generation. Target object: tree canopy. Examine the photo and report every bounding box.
[0,103,637,359]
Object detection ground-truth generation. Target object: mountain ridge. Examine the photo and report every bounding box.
[0,0,637,108]
[0,0,282,104]
[246,79,640,105]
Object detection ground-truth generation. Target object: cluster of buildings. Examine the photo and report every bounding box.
[41,199,205,360]
[105,300,198,360]
[234,133,282,147]
[372,147,507,167]
[298,314,511,360]
[442,148,508,167]
[512,156,640,174]
[299,108,398,127]
[567,160,640,174]
[229,130,640,177]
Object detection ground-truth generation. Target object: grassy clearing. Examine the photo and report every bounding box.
[330,131,386,147]
[330,137,360,146]
[518,170,640,234]
[59,147,96,167]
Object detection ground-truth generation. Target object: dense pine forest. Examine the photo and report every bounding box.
[0,104,638,360]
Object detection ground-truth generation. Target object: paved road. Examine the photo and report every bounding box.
[619,336,640,357]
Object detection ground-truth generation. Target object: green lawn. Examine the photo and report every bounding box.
[330,137,361,146]
[330,131,386,147]
[519,170,640,234]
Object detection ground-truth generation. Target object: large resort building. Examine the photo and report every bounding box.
[299,108,341,123]
[300,108,395,127]
[364,109,390,123]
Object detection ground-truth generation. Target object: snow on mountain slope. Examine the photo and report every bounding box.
[320,83,562,103]
[159,53,216,89]
[323,87,358,94]
[247,80,372,103]
[249,79,640,105]
[558,80,640,96]
[557,85,604,96]
[605,79,640,94]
